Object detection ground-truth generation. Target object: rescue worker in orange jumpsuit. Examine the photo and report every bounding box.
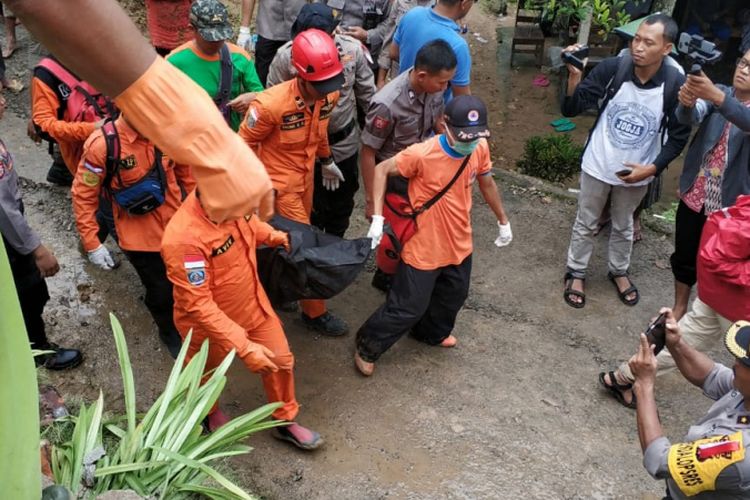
[161,190,323,449]
[31,60,112,185]
[239,28,349,336]
[71,114,194,358]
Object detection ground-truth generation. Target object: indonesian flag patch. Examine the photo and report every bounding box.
[184,254,206,286]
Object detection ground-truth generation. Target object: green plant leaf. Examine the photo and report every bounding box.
[110,314,136,435]
[150,447,253,500]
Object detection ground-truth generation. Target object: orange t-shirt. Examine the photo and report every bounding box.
[145,0,194,51]
[239,78,338,194]
[396,136,492,271]
[72,117,195,252]
[161,192,278,354]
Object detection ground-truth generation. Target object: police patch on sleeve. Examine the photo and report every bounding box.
[81,170,100,187]
[667,431,745,496]
[184,254,206,286]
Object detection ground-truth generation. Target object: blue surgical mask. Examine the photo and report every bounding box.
[451,139,480,156]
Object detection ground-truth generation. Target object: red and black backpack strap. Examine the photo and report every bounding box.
[101,119,121,192]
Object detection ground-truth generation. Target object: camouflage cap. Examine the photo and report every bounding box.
[190,0,233,42]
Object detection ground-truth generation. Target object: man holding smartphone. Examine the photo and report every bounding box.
[560,14,689,309]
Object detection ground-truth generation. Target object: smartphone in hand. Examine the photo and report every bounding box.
[615,169,632,178]
[644,312,668,355]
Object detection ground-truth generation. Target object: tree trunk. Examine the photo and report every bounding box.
[577,6,593,45]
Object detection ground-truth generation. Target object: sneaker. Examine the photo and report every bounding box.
[36,344,83,371]
[371,268,392,293]
[46,163,74,187]
[273,422,323,450]
[301,311,349,336]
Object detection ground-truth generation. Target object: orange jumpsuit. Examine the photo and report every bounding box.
[239,78,338,318]
[161,192,298,421]
[31,76,97,174]
[72,117,195,252]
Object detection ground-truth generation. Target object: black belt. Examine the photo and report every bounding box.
[328,119,356,145]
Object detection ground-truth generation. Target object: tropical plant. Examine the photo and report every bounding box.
[0,244,41,499]
[544,0,642,37]
[516,134,583,183]
[49,314,284,498]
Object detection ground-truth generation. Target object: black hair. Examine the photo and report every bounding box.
[414,39,458,73]
[642,13,678,44]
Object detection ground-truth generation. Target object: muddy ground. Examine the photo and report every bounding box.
[0,3,731,499]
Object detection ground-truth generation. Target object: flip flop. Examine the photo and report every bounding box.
[550,117,571,127]
[555,122,576,132]
[532,74,550,87]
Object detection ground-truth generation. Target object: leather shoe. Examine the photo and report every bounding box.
[36,344,83,371]
[302,311,349,336]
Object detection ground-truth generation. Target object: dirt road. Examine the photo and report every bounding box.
[1,4,729,499]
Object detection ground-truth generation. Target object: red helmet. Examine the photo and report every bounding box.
[291,28,344,94]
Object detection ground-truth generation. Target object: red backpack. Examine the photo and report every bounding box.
[32,58,117,146]
[697,195,750,323]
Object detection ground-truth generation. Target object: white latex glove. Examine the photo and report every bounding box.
[367,215,385,249]
[237,26,254,51]
[88,244,115,270]
[321,161,345,191]
[494,221,513,247]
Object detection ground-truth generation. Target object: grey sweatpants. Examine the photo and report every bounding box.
[566,171,648,278]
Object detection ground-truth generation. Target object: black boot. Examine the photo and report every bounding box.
[46,162,74,187]
[371,268,392,293]
[36,343,83,370]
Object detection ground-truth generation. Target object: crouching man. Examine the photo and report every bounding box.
[161,189,322,449]
[355,95,511,376]
[630,312,750,498]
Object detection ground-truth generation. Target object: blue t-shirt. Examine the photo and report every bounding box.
[393,6,471,102]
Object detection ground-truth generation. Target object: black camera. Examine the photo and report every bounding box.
[562,45,589,71]
[677,33,722,75]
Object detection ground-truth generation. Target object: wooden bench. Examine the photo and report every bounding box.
[511,24,545,67]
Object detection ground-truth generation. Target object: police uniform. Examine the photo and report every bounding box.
[254,0,309,86]
[325,0,390,63]
[376,0,434,79]
[267,33,375,236]
[0,138,52,350]
[644,363,750,498]
[239,78,338,320]
[362,69,444,164]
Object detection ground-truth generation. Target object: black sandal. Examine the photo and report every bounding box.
[563,272,585,308]
[598,371,637,409]
[607,272,639,306]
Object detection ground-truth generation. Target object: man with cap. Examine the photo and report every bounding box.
[267,3,375,238]
[239,28,349,336]
[168,0,263,131]
[362,39,457,292]
[355,95,511,376]
[629,312,750,498]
